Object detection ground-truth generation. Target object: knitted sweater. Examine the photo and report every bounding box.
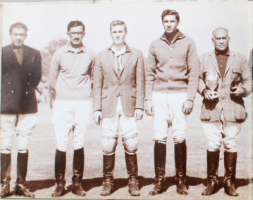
[145,31,199,101]
[50,44,95,101]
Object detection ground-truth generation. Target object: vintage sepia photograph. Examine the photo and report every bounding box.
[0,1,252,199]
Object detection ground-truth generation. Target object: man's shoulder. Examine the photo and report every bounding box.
[96,49,109,58]
[128,46,142,55]
[23,45,41,55]
[2,44,12,54]
[150,37,163,46]
[199,51,213,59]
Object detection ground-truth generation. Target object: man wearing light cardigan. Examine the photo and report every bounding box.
[145,9,199,195]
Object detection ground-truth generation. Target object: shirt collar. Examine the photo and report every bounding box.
[160,30,185,44]
[66,43,86,53]
[108,44,131,53]
[12,43,23,50]
[215,48,230,56]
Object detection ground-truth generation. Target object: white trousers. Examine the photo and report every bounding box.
[202,116,242,152]
[102,98,139,155]
[152,92,187,144]
[53,99,91,152]
[0,113,38,153]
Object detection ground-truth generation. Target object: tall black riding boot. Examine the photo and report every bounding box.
[1,153,11,198]
[224,152,238,196]
[15,151,35,198]
[125,152,140,196]
[175,140,188,195]
[149,141,166,195]
[101,154,115,196]
[72,148,86,197]
[202,150,219,195]
[52,149,66,197]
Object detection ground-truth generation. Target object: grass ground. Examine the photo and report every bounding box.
[4,94,253,199]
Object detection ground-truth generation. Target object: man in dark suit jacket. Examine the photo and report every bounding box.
[198,28,251,196]
[93,20,145,196]
[1,22,41,198]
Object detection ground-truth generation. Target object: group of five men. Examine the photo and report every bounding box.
[1,9,251,198]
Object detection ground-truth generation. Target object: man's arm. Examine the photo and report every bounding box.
[32,51,42,88]
[89,51,96,91]
[49,51,61,108]
[135,51,145,110]
[145,43,157,116]
[186,39,199,101]
[135,50,145,120]
[182,39,199,114]
[231,54,252,97]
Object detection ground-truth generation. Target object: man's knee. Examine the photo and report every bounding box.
[123,136,138,154]
[207,141,221,152]
[224,141,237,152]
[1,149,11,154]
[102,138,118,155]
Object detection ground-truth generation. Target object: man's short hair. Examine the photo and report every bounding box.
[67,20,85,32]
[9,22,28,33]
[161,9,180,22]
[110,20,127,32]
[212,27,229,38]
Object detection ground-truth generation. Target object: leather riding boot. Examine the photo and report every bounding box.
[101,154,115,196]
[1,153,11,198]
[72,148,86,197]
[52,149,66,197]
[15,151,35,198]
[202,150,219,195]
[149,141,166,195]
[125,153,140,196]
[224,152,238,196]
[175,140,188,195]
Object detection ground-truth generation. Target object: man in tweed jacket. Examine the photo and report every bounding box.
[198,27,251,196]
[93,20,145,196]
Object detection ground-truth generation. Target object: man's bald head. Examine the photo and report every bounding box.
[212,27,230,52]
[212,27,229,39]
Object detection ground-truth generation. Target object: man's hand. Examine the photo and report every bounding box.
[145,100,154,116]
[49,86,56,108]
[182,100,194,115]
[203,89,217,100]
[134,109,143,120]
[230,86,246,97]
[93,111,102,125]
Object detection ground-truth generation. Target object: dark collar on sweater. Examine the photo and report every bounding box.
[160,30,185,44]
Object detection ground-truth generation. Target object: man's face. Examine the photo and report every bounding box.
[212,29,230,51]
[110,25,127,45]
[162,15,179,34]
[10,28,27,46]
[67,26,85,46]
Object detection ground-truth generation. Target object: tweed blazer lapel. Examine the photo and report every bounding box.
[209,51,221,78]
[224,52,236,76]
[120,51,132,76]
[106,50,118,77]
[6,45,21,68]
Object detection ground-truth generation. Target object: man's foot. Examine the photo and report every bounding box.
[149,178,164,195]
[176,178,188,195]
[1,182,10,198]
[15,183,35,198]
[224,179,238,196]
[128,177,140,196]
[52,181,65,197]
[72,181,86,197]
[101,179,113,196]
[202,179,217,195]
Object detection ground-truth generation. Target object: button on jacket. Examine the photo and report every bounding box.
[1,44,42,114]
[198,51,252,122]
[93,45,145,118]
